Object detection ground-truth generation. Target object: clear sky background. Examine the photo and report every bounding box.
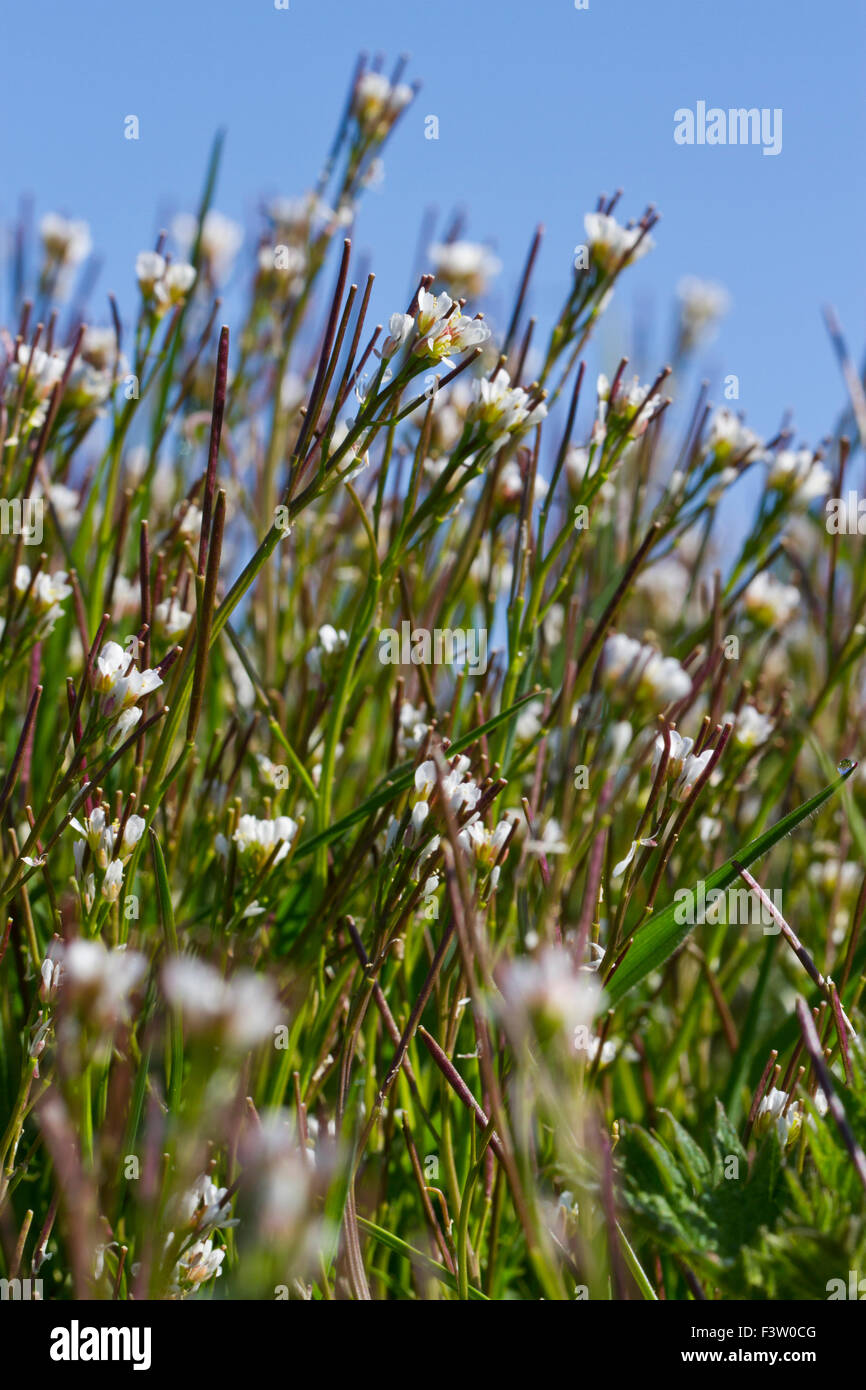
[2,0,864,451]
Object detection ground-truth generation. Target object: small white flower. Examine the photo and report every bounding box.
[306,623,348,675]
[61,939,147,1028]
[93,641,129,694]
[409,800,430,837]
[584,211,653,272]
[40,213,92,267]
[154,596,191,639]
[107,708,142,746]
[724,704,774,750]
[651,729,695,782]
[676,276,730,346]
[705,408,765,463]
[172,209,243,272]
[469,368,547,446]
[162,956,282,1050]
[500,946,602,1038]
[352,72,413,133]
[135,250,167,293]
[673,750,713,800]
[767,449,832,505]
[429,240,501,297]
[600,634,691,706]
[379,311,414,358]
[102,859,124,902]
[743,572,800,627]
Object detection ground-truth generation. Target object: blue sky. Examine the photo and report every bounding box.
[2,0,864,449]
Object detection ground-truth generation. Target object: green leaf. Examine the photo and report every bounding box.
[606,763,856,1005]
[356,1216,489,1300]
[150,828,182,1110]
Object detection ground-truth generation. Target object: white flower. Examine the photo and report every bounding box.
[102,859,124,902]
[34,568,72,611]
[93,640,129,693]
[469,368,547,445]
[515,699,544,742]
[414,759,436,800]
[767,449,832,505]
[162,956,282,1050]
[808,859,861,897]
[634,557,690,624]
[676,276,730,346]
[172,209,243,272]
[743,572,800,627]
[599,633,643,683]
[306,624,348,675]
[429,240,501,297]
[121,815,146,854]
[421,311,490,364]
[457,817,512,867]
[154,262,197,309]
[93,640,162,715]
[80,326,121,370]
[61,939,147,1028]
[698,815,722,845]
[597,372,661,438]
[413,290,491,364]
[135,250,167,293]
[12,565,72,635]
[397,701,429,754]
[177,1174,237,1236]
[409,801,430,837]
[14,344,66,398]
[44,482,81,529]
[705,408,765,462]
[500,946,602,1037]
[70,806,112,866]
[416,290,453,336]
[755,1086,826,1147]
[673,750,713,801]
[154,596,191,639]
[526,818,568,858]
[584,211,653,272]
[724,704,774,750]
[102,665,163,716]
[170,1238,225,1296]
[600,634,691,706]
[352,71,413,133]
[651,729,695,782]
[176,502,203,540]
[107,708,142,746]
[231,814,298,866]
[379,311,415,358]
[40,213,92,267]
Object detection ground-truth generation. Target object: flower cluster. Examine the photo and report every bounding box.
[162,955,282,1050]
[135,251,197,313]
[600,633,692,707]
[92,640,163,743]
